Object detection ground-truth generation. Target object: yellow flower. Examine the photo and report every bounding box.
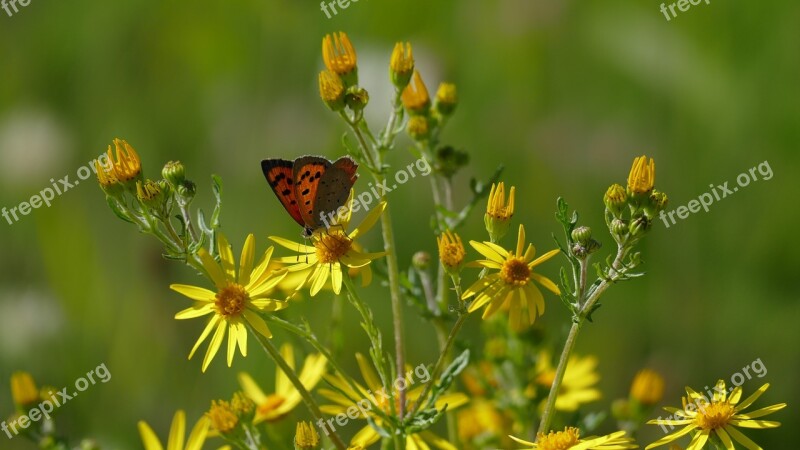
[208,400,239,434]
[319,353,467,450]
[390,42,414,87]
[138,410,220,450]
[406,115,430,141]
[457,399,509,446]
[438,229,466,273]
[401,70,431,113]
[484,182,515,241]
[533,351,602,412]
[170,233,288,372]
[105,138,142,183]
[323,32,357,77]
[462,224,560,330]
[10,371,39,407]
[271,195,386,296]
[510,427,638,450]
[646,380,786,450]
[238,343,327,424]
[630,369,665,406]
[319,70,345,111]
[627,155,655,195]
[295,421,321,450]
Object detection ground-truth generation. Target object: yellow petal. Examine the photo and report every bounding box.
[310,264,331,296]
[515,225,525,257]
[469,241,508,264]
[238,372,268,404]
[175,303,215,320]
[170,284,216,302]
[269,235,315,253]
[276,343,296,396]
[724,425,762,450]
[217,233,236,281]
[529,248,561,268]
[349,201,387,240]
[331,263,343,295]
[238,234,256,286]
[531,272,560,295]
[244,309,272,339]
[167,410,186,450]
[356,353,383,392]
[185,416,210,450]
[198,249,228,289]
[202,320,227,372]
[189,316,221,361]
[138,421,165,450]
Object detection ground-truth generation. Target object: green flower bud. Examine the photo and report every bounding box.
[645,190,669,219]
[162,161,185,187]
[345,86,369,112]
[630,216,651,237]
[571,226,593,245]
[177,180,196,204]
[435,146,470,179]
[412,251,431,271]
[611,218,629,237]
[407,115,430,141]
[434,83,457,117]
[136,179,165,210]
[604,184,627,217]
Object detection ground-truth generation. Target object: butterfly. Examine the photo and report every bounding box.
[261,156,359,237]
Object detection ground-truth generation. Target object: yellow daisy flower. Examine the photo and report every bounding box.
[457,398,510,447]
[510,427,637,449]
[462,224,561,330]
[105,138,142,183]
[630,369,665,406]
[319,353,467,450]
[171,233,288,372]
[533,351,602,412]
[646,380,786,450]
[270,195,386,297]
[323,31,357,76]
[138,410,228,450]
[238,343,327,424]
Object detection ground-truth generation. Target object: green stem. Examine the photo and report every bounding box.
[249,325,348,450]
[537,245,628,436]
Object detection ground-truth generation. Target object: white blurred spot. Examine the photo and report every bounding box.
[0,290,64,358]
[0,107,73,189]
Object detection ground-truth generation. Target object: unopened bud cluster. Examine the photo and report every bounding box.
[604,156,668,242]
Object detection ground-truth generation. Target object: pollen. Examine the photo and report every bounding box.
[208,399,238,434]
[501,257,531,286]
[695,401,735,430]
[536,427,581,450]
[315,232,353,264]
[215,283,249,317]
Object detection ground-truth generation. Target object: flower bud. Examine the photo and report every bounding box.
[611,219,629,237]
[295,421,320,450]
[402,70,431,114]
[136,179,165,210]
[629,216,651,237]
[10,372,39,408]
[345,86,369,112]
[630,369,665,406]
[571,226,592,245]
[435,82,457,116]
[412,251,431,270]
[162,161,185,187]
[645,190,669,219]
[604,184,627,217]
[437,230,466,275]
[407,115,430,141]
[485,182,515,243]
[177,180,196,204]
[390,42,414,89]
[319,70,346,112]
[434,146,469,179]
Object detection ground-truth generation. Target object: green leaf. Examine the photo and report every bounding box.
[106,196,135,224]
[210,175,223,228]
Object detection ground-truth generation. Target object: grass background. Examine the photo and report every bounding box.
[0,0,798,448]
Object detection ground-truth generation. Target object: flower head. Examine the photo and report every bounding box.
[630,369,665,406]
[10,371,39,408]
[646,380,786,450]
[604,183,627,217]
[390,42,414,88]
[271,194,386,296]
[402,70,431,114]
[438,229,466,274]
[105,138,142,184]
[208,399,239,434]
[484,182,515,242]
[406,115,430,141]
[170,233,288,372]
[627,155,655,195]
[319,353,466,450]
[462,225,560,330]
[295,421,321,450]
[319,70,346,111]
[510,427,637,450]
[238,343,327,424]
[533,351,601,412]
[323,32,357,81]
[138,410,212,450]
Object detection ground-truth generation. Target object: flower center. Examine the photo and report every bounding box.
[257,394,286,417]
[500,257,530,285]
[536,427,580,450]
[375,390,403,416]
[215,283,249,317]
[208,400,239,433]
[315,232,352,264]
[695,401,735,430]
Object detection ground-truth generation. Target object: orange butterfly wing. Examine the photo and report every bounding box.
[292,156,332,230]
[261,159,305,228]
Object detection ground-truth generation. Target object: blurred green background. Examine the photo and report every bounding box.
[1,0,798,448]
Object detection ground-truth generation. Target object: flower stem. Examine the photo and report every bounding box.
[537,244,629,436]
[249,326,348,450]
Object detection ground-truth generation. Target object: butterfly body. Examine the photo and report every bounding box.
[262,156,358,237]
